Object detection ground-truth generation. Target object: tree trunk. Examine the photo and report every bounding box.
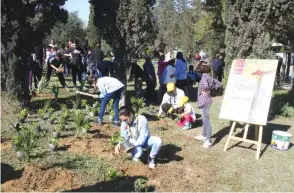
[114,50,128,106]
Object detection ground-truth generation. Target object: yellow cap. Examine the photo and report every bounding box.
[166,83,175,92]
[179,96,189,107]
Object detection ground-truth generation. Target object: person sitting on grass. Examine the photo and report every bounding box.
[158,83,185,117]
[176,96,196,130]
[115,106,162,169]
[96,76,124,126]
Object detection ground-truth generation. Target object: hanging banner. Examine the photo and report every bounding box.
[219,59,278,125]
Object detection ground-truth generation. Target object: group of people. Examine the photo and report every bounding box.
[30,39,111,92]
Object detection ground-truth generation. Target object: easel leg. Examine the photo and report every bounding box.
[243,124,249,139]
[223,122,236,152]
[255,126,263,160]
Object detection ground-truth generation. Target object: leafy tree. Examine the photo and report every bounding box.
[87,4,100,47]
[221,0,294,85]
[1,0,67,101]
[90,0,157,105]
[47,11,86,46]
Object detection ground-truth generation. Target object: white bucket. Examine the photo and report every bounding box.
[271,130,292,151]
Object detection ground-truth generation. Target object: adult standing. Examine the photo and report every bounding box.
[143,56,157,103]
[96,76,124,125]
[92,40,104,77]
[129,62,145,97]
[174,52,187,92]
[194,61,222,149]
[211,55,223,82]
[157,55,168,100]
[31,43,45,88]
[65,40,85,89]
[161,59,176,94]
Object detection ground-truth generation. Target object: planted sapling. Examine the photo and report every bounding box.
[19,109,28,123]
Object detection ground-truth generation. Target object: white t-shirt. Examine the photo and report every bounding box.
[96,77,124,98]
[159,88,185,115]
[184,103,196,121]
[164,66,176,84]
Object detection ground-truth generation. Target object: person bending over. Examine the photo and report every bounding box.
[158,83,185,117]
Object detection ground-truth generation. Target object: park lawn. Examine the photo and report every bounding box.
[1,74,294,192]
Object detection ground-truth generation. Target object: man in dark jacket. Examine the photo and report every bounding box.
[129,62,145,97]
[92,41,104,77]
[143,56,157,102]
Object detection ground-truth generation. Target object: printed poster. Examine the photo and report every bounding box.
[219,59,278,125]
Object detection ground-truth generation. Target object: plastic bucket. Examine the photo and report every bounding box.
[271,130,292,151]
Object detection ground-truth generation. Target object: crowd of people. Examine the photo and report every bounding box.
[28,41,224,169]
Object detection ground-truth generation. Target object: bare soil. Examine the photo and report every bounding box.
[2,164,82,192]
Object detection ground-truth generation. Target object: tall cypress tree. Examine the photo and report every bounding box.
[87,4,100,47]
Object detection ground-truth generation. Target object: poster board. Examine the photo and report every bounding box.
[219,59,278,126]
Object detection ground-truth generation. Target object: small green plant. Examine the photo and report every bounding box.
[50,113,57,121]
[73,110,88,136]
[50,137,59,145]
[38,99,52,119]
[281,102,294,118]
[93,101,100,108]
[35,76,48,94]
[108,132,124,146]
[107,168,118,180]
[134,178,148,192]
[106,99,113,113]
[81,99,90,109]
[130,97,145,116]
[53,124,63,132]
[19,109,28,119]
[59,107,69,126]
[52,83,59,99]
[47,108,54,114]
[12,125,39,161]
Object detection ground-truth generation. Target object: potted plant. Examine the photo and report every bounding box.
[53,124,63,138]
[73,110,89,137]
[89,107,97,117]
[19,109,28,123]
[48,114,56,125]
[108,109,115,122]
[82,123,91,134]
[47,108,54,118]
[12,125,39,161]
[12,135,25,159]
[49,137,58,151]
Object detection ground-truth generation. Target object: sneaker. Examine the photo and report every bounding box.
[202,140,213,149]
[194,135,207,141]
[132,157,140,162]
[148,157,156,169]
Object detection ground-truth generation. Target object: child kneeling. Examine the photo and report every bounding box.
[177,96,196,130]
[115,106,162,169]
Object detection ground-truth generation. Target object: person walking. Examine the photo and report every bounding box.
[96,76,124,126]
[157,55,168,100]
[174,52,187,92]
[194,61,222,149]
[143,56,157,103]
[92,40,104,77]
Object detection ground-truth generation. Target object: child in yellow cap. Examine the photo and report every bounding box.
[177,96,196,130]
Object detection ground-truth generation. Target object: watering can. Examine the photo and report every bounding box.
[121,140,134,153]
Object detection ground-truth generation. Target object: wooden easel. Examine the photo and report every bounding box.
[223,121,264,159]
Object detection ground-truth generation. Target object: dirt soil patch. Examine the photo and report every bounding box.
[59,123,118,158]
[1,138,11,151]
[2,164,82,192]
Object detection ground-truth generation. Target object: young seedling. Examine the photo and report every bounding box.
[130,97,145,117]
[48,114,57,125]
[12,125,39,161]
[34,76,49,94]
[51,83,59,100]
[19,109,28,123]
[73,110,88,137]
[107,168,118,181]
[108,132,124,146]
[49,137,59,151]
[134,178,149,192]
[53,124,63,137]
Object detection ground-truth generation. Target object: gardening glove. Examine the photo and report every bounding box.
[167,107,174,114]
[115,144,121,155]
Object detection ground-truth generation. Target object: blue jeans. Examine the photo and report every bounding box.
[98,87,123,123]
[132,136,162,159]
[201,106,212,140]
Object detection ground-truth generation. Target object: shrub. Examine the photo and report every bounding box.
[134,178,148,192]
[281,103,294,118]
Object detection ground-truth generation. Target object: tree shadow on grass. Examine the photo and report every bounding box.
[64,176,154,192]
[1,163,24,184]
[268,90,294,120]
